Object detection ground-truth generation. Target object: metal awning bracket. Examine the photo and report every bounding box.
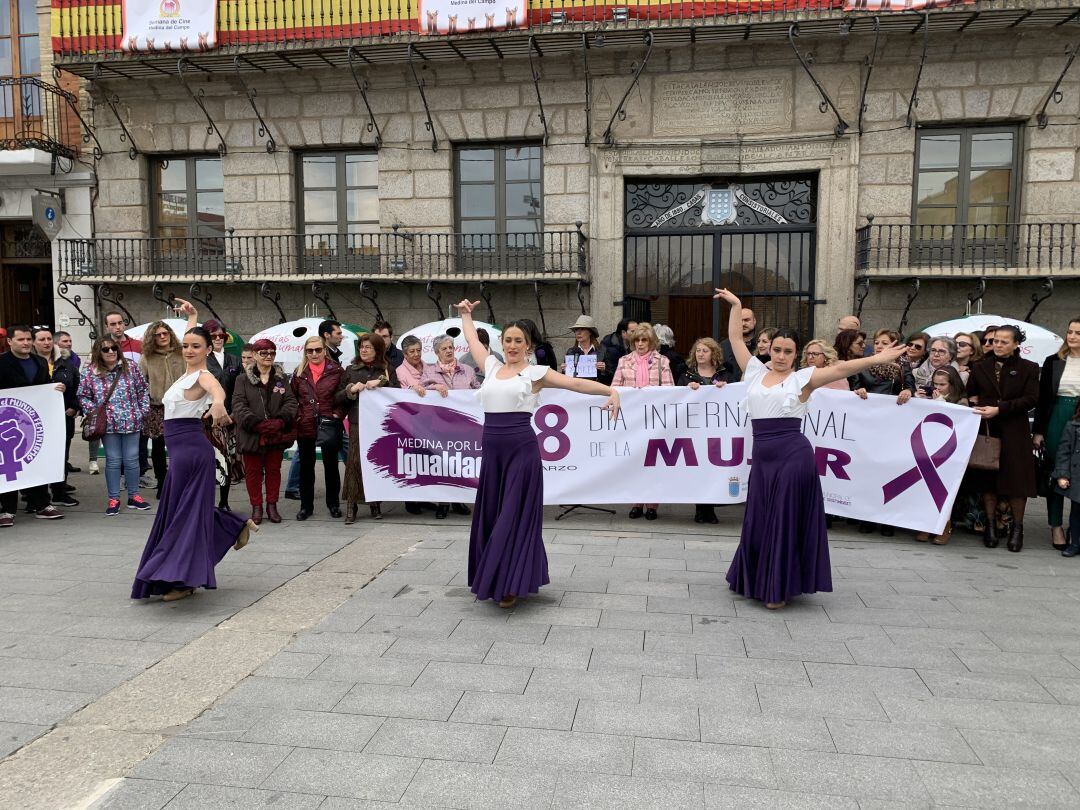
[479,282,497,325]
[233,56,276,153]
[788,24,849,138]
[56,283,97,340]
[53,67,103,161]
[348,46,383,148]
[408,44,439,152]
[357,281,385,323]
[97,284,135,325]
[151,282,176,312]
[898,278,921,336]
[906,11,930,128]
[177,57,227,157]
[602,31,654,147]
[964,277,986,316]
[1036,43,1079,128]
[189,282,225,325]
[528,36,549,146]
[259,282,287,324]
[858,17,881,135]
[582,34,593,147]
[854,276,871,320]
[575,280,589,315]
[532,281,548,339]
[311,282,337,321]
[91,64,140,160]
[426,282,444,319]
[1024,278,1054,321]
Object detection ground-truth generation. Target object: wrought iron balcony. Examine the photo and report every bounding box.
[56,229,588,284]
[855,221,1080,279]
[0,78,89,161]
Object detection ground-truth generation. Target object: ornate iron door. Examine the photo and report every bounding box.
[623,176,817,353]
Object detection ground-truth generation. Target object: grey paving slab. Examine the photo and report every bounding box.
[253,651,327,679]
[551,771,705,809]
[702,783,859,809]
[524,667,641,702]
[449,691,577,731]
[414,661,532,694]
[915,760,1080,807]
[955,649,1080,677]
[599,607,693,633]
[824,718,980,764]
[700,708,835,752]
[447,619,550,646]
[332,683,464,721]
[161,783,326,809]
[756,684,888,721]
[959,727,1079,771]
[804,662,932,696]
[698,654,810,685]
[916,668,1058,703]
[560,592,647,611]
[241,709,385,752]
[494,727,634,775]
[633,737,776,788]
[259,748,419,802]
[0,720,46,759]
[588,648,696,678]
[401,759,556,809]
[573,698,699,740]
[543,625,645,651]
[0,683,94,725]
[770,750,931,803]
[878,692,1080,735]
[643,630,747,657]
[504,605,601,627]
[218,676,355,711]
[286,631,396,658]
[91,778,184,810]
[364,716,506,763]
[640,675,759,710]
[306,653,426,686]
[742,636,855,664]
[131,737,292,788]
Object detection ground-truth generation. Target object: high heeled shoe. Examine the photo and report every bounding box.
[1051,526,1067,551]
[234,518,259,551]
[1007,523,1024,553]
[931,523,952,545]
[983,522,999,548]
[345,503,357,525]
[266,502,282,523]
[250,505,263,526]
[370,503,382,520]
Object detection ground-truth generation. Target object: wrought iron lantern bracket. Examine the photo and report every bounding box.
[898,278,921,337]
[479,282,497,325]
[528,36,549,146]
[1024,278,1054,321]
[575,280,590,316]
[408,45,439,152]
[97,284,135,326]
[857,17,881,136]
[177,57,227,157]
[233,56,276,153]
[91,64,140,160]
[906,12,930,128]
[533,281,549,339]
[259,282,288,324]
[426,281,444,319]
[602,32,653,147]
[348,47,383,149]
[1036,43,1079,128]
[311,282,338,322]
[56,283,97,340]
[151,282,176,313]
[357,281,385,324]
[582,35,593,147]
[854,276,871,321]
[788,24,849,138]
[189,282,225,325]
[965,277,986,316]
[53,67,103,161]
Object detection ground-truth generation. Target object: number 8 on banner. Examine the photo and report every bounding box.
[535,405,570,462]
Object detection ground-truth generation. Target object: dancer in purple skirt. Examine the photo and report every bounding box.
[455,300,620,609]
[714,289,907,609]
[132,325,257,602]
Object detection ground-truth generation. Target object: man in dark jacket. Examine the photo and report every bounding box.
[318,319,345,365]
[373,321,404,371]
[601,318,638,365]
[32,327,79,508]
[0,325,66,526]
[719,306,757,383]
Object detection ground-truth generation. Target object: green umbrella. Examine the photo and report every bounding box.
[224,328,246,357]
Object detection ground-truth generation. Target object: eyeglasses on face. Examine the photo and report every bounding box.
[211,333,226,340]
[306,348,324,355]
[956,341,973,348]
[154,331,171,338]
[804,351,825,359]
[906,342,924,348]
[100,346,118,354]
[929,348,948,355]
[256,350,276,357]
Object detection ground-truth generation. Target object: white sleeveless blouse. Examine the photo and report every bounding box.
[743,357,816,420]
[163,370,213,420]
[476,356,549,413]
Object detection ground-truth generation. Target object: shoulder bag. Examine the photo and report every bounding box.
[968,421,1001,471]
[82,370,121,441]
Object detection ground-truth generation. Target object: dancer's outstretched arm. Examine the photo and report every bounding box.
[454,299,488,369]
[539,369,620,419]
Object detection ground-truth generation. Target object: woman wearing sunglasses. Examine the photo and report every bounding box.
[77,337,152,516]
[132,326,257,602]
[291,336,346,521]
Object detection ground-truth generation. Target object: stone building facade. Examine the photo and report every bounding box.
[51,2,1080,354]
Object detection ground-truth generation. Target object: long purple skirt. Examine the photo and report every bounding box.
[468,412,549,602]
[131,418,248,599]
[726,417,832,604]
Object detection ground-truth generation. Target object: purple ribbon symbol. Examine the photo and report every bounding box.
[882,412,957,511]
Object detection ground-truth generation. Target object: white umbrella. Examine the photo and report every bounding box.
[124,318,195,364]
[919,314,1063,366]
[249,318,360,373]
[398,319,503,365]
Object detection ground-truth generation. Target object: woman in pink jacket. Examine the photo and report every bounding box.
[612,323,674,520]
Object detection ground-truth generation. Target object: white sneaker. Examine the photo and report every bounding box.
[0,513,13,528]
[139,474,156,488]
[89,461,100,474]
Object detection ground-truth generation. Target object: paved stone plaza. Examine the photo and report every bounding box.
[1,475,1080,808]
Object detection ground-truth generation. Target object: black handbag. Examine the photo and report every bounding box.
[1035,443,1054,498]
[316,415,343,448]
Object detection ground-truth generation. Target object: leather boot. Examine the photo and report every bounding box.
[983,522,999,548]
[251,504,263,526]
[1007,523,1024,553]
[345,503,357,525]
[265,502,282,524]
[370,503,382,520]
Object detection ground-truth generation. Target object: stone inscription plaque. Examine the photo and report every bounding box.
[653,71,793,136]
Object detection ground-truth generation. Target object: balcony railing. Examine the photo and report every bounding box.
[855,221,1080,278]
[56,229,588,284]
[0,78,85,160]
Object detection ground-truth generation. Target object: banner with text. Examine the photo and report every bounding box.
[122,0,218,52]
[417,0,528,35]
[358,386,980,535]
[0,385,66,495]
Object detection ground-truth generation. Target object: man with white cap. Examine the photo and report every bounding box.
[562,315,612,385]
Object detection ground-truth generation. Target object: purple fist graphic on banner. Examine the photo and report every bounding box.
[0,399,45,482]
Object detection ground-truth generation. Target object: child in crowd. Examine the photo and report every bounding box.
[1052,399,1080,557]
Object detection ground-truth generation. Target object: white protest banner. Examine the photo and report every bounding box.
[417,0,527,35]
[122,0,218,52]
[358,385,980,535]
[0,385,66,494]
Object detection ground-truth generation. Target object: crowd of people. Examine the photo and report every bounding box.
[1,300,1079,605]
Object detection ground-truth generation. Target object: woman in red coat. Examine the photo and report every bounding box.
[966,324,1040,552]
[291,336,346,521]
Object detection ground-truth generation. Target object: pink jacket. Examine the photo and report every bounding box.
[420,362,480,390]
[612,351,674,387]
